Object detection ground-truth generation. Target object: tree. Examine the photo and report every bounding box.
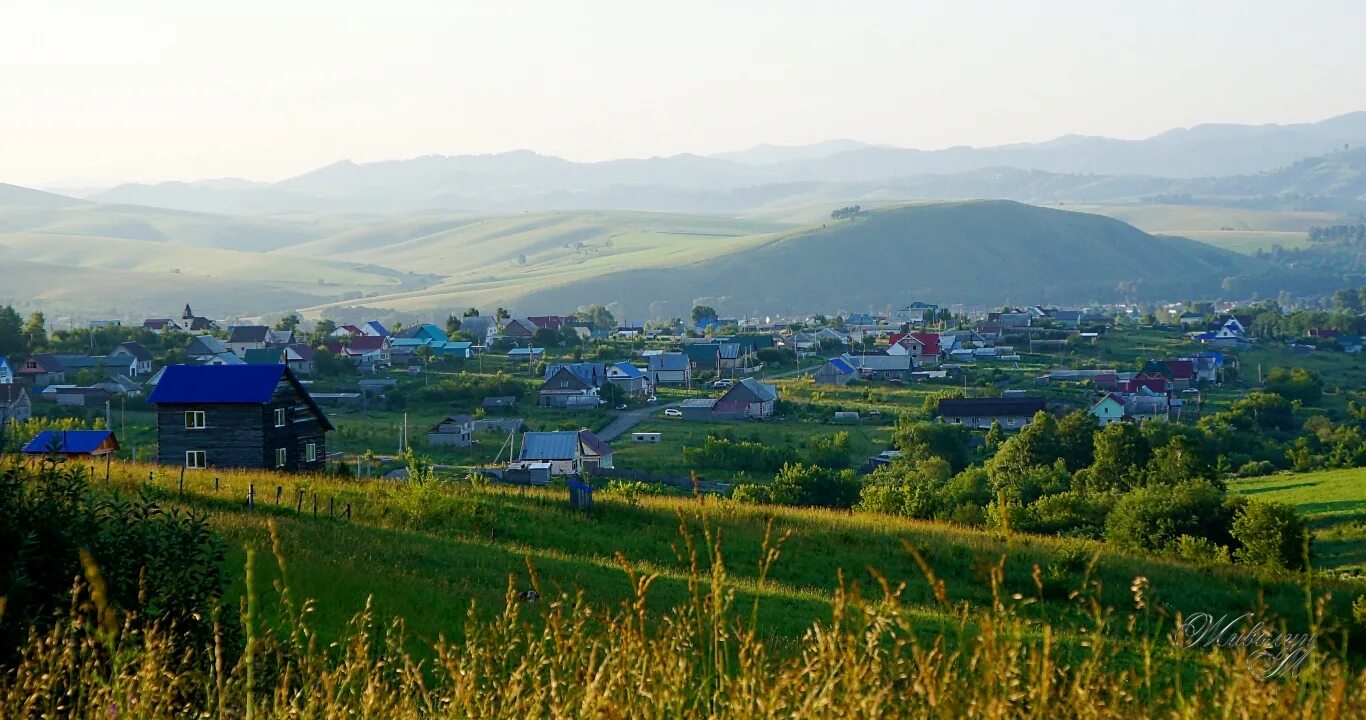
[1080,423,1151,493]
[691,305,718,327]
[0,305,24,359]
[894,421,972,473]
[578,305,616,332]
[1104,480,1233,553]
[22,311,46,352]
[1232,499,1309,570]
[532,327,562,348]
[495,308,511,322]
[1264,367,1323,405]
[830,205,862,221]
[274,313,301,332]
[463,307,481,318]
[1333,288,1363,313]
[311,319,337,343]
[445,314,463,337]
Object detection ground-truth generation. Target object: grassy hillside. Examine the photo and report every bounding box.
[509,201,1261,319]
[1232,468,1366,574]
[1068,203,1342,255]
[101,461,1352,647]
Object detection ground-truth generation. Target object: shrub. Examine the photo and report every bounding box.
[1231,499,1310,570]
[1236,460,1275,477]
[1104,481,1232,554]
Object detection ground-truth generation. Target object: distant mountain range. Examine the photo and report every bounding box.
[77,113,1366,216]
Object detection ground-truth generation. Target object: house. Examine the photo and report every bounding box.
[500,318,539,339]
[110,342,154,376]
[0,384,31,424]
[437,341,474,359]
[22,430,119,458]
[360,321,389,337]
[395,323,448,343]
[284,344,317,375]
[17,354,66,387]
[343,335,391,366]
[1090,393,1127,427]
[267,329,295,347]
[538,366,600,408]
[54,354,138,380]
[227,325,271,355]
[841,352,912,380]
[387,337,432,362]
[679,397,723,421]
[1144,359,1195,390]
[507,347,545,360]
[91,376,143,397]
[458,316,494,343]
[142,318,178,333]
[1125,394,1171,424]
[332,324,363,338]
[148,364,333,471]
[712,378,778,420]
[51,387,111,407]
[509,430,613,476]
[427,414,474,447]
[481,396,517,412]
[0,358,13,384]
[938,397,1047,430]
[682,343,721,373]
[528,315,571,331]
[606,362,651,397]
[186,335,232,360]
[1117,373,1170,395]
[813,357,858,385]
[1178,311,1204,326]
[648,353,692,387]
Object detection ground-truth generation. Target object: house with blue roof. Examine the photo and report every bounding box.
[148,364,332,471]
[0,358,12,384]
[606,361,651,396]
[395,323,447,343]
[22,429,119,457]
[509,429,612,476]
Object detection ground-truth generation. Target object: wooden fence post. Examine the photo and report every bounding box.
[275,486,283,506]
[345,503,351,520]
[296,490,304,512]
[214,476,220,493]
[329,496,334,517]
[104,453,111,483]
[248,483,255,510]
[312,493,318,517]
[178,472,184,498]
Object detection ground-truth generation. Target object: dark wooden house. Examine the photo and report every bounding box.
[148,364,333,471]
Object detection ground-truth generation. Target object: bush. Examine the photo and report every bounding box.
[0,459,227,661]
[1236,460,1276,477]
[1103,481,1233,554]
[1017,491,1113,538]
[735,463,861,509]
[1264,367,1323,406]
[1231,499,1310,570]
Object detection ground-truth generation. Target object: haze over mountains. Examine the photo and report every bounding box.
[3,112,1365,321]
[81,113,1366,217]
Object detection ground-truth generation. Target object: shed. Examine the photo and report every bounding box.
[23,429,120,457]
[632,432,662,443]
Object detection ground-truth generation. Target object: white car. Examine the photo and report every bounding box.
[664,408,683,417]
[711,379,734,389]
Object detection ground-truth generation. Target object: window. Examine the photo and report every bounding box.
[305,442,317,463]
[185,451,206,468]
[274,407,286,427]
[275,447,287,468]
[185,410,206,429]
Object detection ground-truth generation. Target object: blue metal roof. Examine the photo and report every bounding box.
[23,430,117,455]
[611,362,646,379]
[149,364,289,404]
[827,357,856,373]
[519,431,580,460]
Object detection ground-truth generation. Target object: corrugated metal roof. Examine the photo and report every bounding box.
[149,364,287,404]
[649,353,689,371]
[23,430,117,454]
[519,431,580,460]
[826,358,856,373]
[680,398,718,408]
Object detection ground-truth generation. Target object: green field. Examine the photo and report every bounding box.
[1069,203,1342,256]
[1232,468,1366,574]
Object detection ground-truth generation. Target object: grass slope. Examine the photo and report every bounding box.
[511,200,1263,318]
[1232,468,1366,574]
[99,461,1353,647]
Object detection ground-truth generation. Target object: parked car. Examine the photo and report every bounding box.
[711,379,734,389]
[615,404,628,410]
[664,408,683,417]
[646,395,658,404]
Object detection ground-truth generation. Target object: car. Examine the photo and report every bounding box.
[664,408,683,417]
[711,379,734,389]
[615,404,628,410]
[868,410,882,417]
[646,396,658,404]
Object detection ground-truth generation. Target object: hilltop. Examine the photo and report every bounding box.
[511,201,1259,317]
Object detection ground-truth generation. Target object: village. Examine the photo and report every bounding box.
[1,297,1355,494]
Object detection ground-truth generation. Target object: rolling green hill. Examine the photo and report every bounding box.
[503,201,1261,319]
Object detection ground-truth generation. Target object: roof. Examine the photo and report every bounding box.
[722,378,778,403]
[519,431,581,460]
[0,384,28,407]
[364,321,389,336]
[541,366,594,392]
[544,362,605,386]
[428,414,474,432]
[242,348,284,365]
[346,335,388,352]
[187,335,229,355]
[649,353,689,371]
[148,364,334,430]
[507,347,544,356]
[825,357,856,374]
[680,398,719,408]
[286,344,317,361]
[114,342,154,362]
[578,429,612,457]
[938,397,1047,418]
[610,362,647,379]
[22,353,65,373]
[143,318,174,329]
[22,430,118,455]
[54,355,133,370]
[229,325,270,343]
[910,332,941,356]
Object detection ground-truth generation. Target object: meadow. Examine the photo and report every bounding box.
[1233,467,1366,574]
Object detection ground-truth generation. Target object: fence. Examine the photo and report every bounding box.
[164,467,353,521]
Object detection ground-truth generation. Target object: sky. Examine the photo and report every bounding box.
[3,0,1365,187]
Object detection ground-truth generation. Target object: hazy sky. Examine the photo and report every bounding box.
[3,0,1365,187]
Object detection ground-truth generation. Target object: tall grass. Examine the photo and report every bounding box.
[3,515,1366,718]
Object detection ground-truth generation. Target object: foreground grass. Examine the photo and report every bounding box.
[92,461,1363,651]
